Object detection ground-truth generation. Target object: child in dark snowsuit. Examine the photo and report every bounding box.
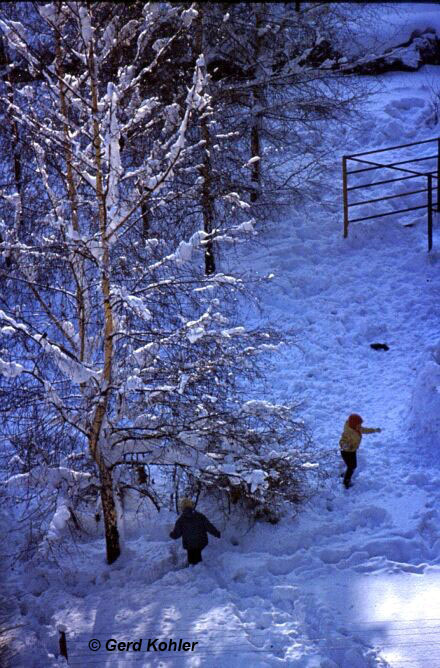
[339,413,381,488]
[169,498,221,565]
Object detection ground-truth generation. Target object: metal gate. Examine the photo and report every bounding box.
[342,137,440,250]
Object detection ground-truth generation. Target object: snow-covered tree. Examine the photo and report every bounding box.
[0,3,313,564]
[190,2,374,210]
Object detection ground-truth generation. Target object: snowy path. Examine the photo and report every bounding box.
[6,56,440,668]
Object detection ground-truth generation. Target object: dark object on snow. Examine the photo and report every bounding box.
[170,499,221,566]
[59,628,68,661]
[187,548,202,565]
[370,343,389,351]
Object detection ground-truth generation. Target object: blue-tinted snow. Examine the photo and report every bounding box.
[2,7,440,668]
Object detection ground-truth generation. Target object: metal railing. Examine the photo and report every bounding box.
[342,137,440,251]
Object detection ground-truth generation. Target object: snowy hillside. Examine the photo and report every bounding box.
[2,6,440,668]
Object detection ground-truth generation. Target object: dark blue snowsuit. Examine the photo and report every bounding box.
[169,508,221,565]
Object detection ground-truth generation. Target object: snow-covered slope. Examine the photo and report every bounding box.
[3,25,440,668]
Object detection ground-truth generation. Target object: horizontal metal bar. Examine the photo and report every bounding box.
[347,164,388,175]
[349,155,436,168]
[348,187,429,208]
[348,164,424,176]
[347,174,422,191]
[348,156,427,177]
[349,203,433,224]
[348,157,385,166]
[346,137,439,159]
[392,154,437,165]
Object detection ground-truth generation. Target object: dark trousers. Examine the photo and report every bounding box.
[187,548,202,566]
[341,450,357,484]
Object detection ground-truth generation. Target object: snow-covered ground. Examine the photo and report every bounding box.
[3,9,440,668]
[347,2,440,54]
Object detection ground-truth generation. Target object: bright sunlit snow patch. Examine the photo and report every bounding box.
[352,572,440,668]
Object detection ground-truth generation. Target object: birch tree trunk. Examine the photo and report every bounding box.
[195,5,215,275]
[84,10,121,564]
[55,26,88,363]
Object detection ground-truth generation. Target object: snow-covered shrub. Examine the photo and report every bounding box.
[408,342,440,450]
[203,449,324,525]
[0,461,99,560]
[159,400,325,524]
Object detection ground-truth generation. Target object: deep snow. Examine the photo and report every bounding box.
[2,7,440,668]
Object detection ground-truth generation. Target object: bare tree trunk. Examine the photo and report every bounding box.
[1,37,23,266]
[195,5,215,275]
[250,7,265,203]
[139,190,150,238]
[201,121,215,275]
[5,82,23,228]
[250,123,261,203]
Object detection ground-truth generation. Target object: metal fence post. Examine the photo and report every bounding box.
[342,156,349,238]
[437,137,440,212]
[427,173,433,252]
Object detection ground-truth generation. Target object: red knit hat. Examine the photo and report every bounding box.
[348,414,363,431]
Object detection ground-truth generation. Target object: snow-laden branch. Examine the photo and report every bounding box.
[2,464,93,496]
[0,310,100,386]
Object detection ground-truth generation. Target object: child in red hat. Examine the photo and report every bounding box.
[339,414,381,488]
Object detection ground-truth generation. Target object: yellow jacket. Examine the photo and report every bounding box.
[339,421,379,452]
